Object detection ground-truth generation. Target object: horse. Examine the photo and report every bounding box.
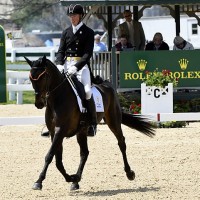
[25,55,155,191]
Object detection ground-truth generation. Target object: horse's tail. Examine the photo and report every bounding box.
[121,112,155,138]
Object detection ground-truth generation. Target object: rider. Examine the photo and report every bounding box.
[55,4,97,137]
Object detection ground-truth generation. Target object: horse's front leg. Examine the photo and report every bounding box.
[32,128,68,190]
[32,150,54,190]
[70,131,89,190]
[54,143,81,184]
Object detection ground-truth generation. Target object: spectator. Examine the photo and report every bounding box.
[93,34,107,52]
[115,34,133,51]
[118,9,145,50]
[145,32,169,50]
[45,39,53,47]
[173,36,194,50]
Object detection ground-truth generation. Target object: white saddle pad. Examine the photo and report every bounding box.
[69,81,104,112]
[67,76,104,112]
[91,86,104,112]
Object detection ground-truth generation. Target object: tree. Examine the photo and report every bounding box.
[10,0,69,32]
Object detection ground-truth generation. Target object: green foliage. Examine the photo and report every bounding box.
[159,121,188,128]
[143,68,178,88]
[117,92,140,112]
[174,100,190,112]
[190,98,200,111]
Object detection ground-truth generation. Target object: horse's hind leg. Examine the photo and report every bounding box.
[104,109,135,181]
[70,131,89,190]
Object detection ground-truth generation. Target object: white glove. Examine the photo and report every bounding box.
[67,66,77,75]
[56,64,64,72]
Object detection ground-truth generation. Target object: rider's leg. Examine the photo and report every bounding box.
[85,88,97,136]
[79,67,97,136]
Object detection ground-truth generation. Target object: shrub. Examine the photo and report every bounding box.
[143,68,178,88]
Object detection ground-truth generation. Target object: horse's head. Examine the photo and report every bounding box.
[25,55,51,109]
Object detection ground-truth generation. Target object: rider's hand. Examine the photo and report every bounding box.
[67,66,77,75]
[56,64,64,72]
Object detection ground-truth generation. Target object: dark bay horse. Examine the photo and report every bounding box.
[25,55,155,191]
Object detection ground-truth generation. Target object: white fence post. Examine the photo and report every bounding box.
[8,77,16,100]
[11,49,16,63]
[50,48,55,62]
[16,78,23,104]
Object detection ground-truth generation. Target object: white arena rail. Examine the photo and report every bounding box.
[0,116,45,126]
[146,113,200,122]
[6,47,57,62]
[0,113,200,126]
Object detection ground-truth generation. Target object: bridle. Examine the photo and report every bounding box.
[29,66,67,101]
[29,64,79,108]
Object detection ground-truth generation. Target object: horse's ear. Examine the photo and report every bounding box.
[42,55,46,62]
[41,55,47,67]
[24,56,33,67]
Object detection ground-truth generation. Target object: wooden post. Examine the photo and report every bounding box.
[0,25,7,102]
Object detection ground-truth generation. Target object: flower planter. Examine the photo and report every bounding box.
[141,83,173,114]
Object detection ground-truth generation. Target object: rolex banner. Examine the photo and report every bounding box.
[119,50,200,89]
[0,25,6,102]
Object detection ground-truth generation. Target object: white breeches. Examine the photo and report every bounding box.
[64,60,92,100]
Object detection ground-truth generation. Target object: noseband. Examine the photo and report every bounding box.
[29,67,50,107]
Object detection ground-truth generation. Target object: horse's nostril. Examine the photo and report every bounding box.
[35,103,44,109]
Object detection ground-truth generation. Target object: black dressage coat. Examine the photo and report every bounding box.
[55,24,94,71]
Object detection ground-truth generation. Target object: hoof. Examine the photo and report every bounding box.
[32,182,42,190]
[41,131,50,137]
[70,182,80,191]
[126,170,135,181]
[70,174,80,183]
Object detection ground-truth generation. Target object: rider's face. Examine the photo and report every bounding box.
[69,14,81,26]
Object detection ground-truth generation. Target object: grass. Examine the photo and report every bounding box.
[6,61,27,64]
[22,91,35,104]
[0,91,35,104]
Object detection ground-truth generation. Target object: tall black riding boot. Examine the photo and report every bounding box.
[85,96,97,137]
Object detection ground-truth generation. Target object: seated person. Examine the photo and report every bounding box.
[173,36,194,50]
[93,34,107,52]
[115,34,133,51]
[145,32,169,50]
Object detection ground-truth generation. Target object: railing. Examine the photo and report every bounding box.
[6,49,114,104]
[6,47,57,62]
[6,47,113,81]
[7,70,33,104]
